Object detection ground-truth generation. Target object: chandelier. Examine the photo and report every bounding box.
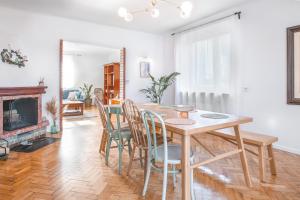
[118,0,193,22]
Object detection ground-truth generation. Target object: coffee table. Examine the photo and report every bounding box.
[62,100,84,116]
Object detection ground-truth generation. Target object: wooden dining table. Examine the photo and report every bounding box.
[138,104,253,200]
[102,103,253,199]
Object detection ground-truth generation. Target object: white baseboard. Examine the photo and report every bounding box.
[273,144,300,155]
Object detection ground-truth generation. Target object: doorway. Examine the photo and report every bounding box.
[59,40,126,130]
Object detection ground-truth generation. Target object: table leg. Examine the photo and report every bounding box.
[258,146,266,182]
[234,125,252,187]
[267,144,277,175]
[80,104,84,115]
[181,134,191,200]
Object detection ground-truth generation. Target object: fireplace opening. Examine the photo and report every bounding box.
[3,98,38,131]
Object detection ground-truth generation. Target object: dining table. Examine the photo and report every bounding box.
[103,103,253,200]
[138,103,253,200]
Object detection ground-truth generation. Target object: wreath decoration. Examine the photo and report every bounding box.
[1,48,28,68]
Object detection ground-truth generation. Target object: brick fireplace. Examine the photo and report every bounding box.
[0,86,49,145]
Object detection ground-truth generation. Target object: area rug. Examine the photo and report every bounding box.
[11,137,60,153]
[63,111,99,120]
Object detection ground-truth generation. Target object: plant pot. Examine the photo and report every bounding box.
[50,125,58,134]
[85,98,92,107]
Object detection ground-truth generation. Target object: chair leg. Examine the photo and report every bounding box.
[162,160,168,200]
[99,130,107,154]
[191,169,195,200]
[127,145,136,176]
[105,137,112,166]
[142,152,152,196]
[144,150,148,180]
[267,144,277,175]
[139,148,143,168]
[127,139,132,157]
[172,164,176,189]
[258,146,265,182]
[118,142,123,175]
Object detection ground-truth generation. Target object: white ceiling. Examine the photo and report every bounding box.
[0,0,250,33]
[63,41,119,56]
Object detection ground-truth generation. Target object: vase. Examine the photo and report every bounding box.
[85,98,92,107]
[50,125,58,134]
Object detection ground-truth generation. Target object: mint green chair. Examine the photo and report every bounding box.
[141,110,195,200]
[96,99,132,175]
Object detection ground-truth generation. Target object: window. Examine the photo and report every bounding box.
[175,33,232,94]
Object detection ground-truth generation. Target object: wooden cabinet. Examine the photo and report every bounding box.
[104,63,120,104]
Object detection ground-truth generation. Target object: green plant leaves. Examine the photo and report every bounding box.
[139,72,180,104]
[80,83,93,100]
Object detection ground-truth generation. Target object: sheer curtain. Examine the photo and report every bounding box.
[175,19,238,113]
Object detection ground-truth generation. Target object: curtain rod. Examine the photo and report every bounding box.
[171,11,241,36]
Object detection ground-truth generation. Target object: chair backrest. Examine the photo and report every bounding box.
[94,88,104,102]
[141,110,168,162]
[122,99,147,149]
[95,96,113,133]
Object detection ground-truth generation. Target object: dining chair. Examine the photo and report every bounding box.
[122,99,147,175]
[141,110,195,200]
[95,97,132,174]
[94,88,104,103]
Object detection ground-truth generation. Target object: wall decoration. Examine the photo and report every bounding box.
[287,25,300,105]
[1,46,28,68]
[140,61,150,78]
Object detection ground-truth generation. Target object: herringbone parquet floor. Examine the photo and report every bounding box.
[0,109,300,200]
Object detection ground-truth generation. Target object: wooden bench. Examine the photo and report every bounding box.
[208,130,278,182]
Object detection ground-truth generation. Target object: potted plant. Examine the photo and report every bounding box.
[80,83,93,107]
[140,72,180,104]
[46,97,58,134]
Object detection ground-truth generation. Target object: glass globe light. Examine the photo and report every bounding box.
[180,1,193,15]
[118,7,128,18]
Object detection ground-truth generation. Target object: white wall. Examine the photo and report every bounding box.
[0,6,174,128]
[238,0,300,154]
[63,54,107,89]
[172,0,300,154]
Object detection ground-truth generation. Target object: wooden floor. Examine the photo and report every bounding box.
[1,108,300,200]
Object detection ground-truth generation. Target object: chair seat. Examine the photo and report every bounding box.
[112,129,132,140]
[154,144,193,165]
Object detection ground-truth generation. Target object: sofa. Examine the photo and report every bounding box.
[63,89,85,102]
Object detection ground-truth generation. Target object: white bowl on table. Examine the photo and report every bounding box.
[173,105,195,112]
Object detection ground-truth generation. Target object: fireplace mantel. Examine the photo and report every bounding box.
[0,86,47,97]
[0,86,48,139]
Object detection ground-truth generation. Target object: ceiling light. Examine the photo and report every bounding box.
[124,12,133,22]
[180,1,193,14]
[151,7,160,18]
[118,0,193,22]
[118,7,127,18]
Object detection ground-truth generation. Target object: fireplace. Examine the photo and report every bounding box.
[0,86,49,141]
[3,98,38,131]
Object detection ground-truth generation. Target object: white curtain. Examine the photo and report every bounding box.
[175,19,238,113]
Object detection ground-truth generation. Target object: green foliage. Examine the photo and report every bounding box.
[140,72,180,104]
[80,83,93,100]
